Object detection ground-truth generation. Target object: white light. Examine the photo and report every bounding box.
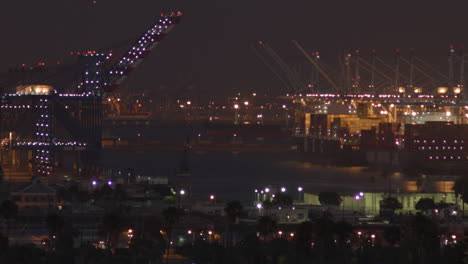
[256,203,262,209]
[281,187,286,192]
[298,187,303,192]
[359,192,364,197]
[265,188,270,193]
[180,190,186,195]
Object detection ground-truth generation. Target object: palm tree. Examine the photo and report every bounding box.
[256,216,277,240]
[224,201,243,248]
[162,206,183,264]
[400,213,439,264]
[294,220,314,261]
[313,212,336,264]
[101,210,124,250]
[453,176,468,215]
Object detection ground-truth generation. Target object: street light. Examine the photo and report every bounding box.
[265,188,270,193]
[297,186,303,201]
[256,203,262,216]
[371,234,376,246]
[178,190,186,208]
[278,231,283,238]
[127,229,134,243]
[281,187,286,193]
[234,104,239,124]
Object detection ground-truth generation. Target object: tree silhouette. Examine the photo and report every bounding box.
[0,200,18,236]
[270,193,293,208]
[0,200,18,220]
[380,197,402,216]
[313,212,336,264]
[224,201,243,225]
[45,213,64,239]
[318,192,342,207]
[415,198,435,212]
[101,210,125,250]
[383,226,401,246]
[400,213,439,264]
[256,216,277,240]
[162,206,183,263]
[453,176,468,204]
[224,201,243,249]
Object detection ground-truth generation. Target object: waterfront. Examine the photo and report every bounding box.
[101,149,458,202]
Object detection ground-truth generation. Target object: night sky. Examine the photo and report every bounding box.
[2,0,468,99]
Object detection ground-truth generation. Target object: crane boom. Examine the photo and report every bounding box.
[251,45,295,92]
[105,11,182,92]
[291,40,339,92]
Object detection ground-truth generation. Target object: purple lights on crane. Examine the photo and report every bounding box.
[1,11,183,178]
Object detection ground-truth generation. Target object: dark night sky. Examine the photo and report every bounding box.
[2,0,468,99]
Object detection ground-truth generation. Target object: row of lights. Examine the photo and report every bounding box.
[429,156,463,160]
[254,186,303,193]
[91,180,112,186]
[419,146,463,150]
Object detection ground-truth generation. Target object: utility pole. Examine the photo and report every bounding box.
[409,48,415,92]
[353,49,360,94]
[394,49,401,93]
[345,52,352,94]
[369,49,376,94]
[449,44,455,92]
[459,46,465,100]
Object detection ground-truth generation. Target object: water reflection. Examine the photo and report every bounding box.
[101,150,459,201]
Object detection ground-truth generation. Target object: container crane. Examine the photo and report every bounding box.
[1,11,183,178]
[291,40,340,93]
[252,41,307,94]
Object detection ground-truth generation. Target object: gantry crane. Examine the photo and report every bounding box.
[1,11,183,178]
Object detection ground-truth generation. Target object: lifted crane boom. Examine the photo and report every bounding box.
[105,11,182,92]
[291,40,339,93]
